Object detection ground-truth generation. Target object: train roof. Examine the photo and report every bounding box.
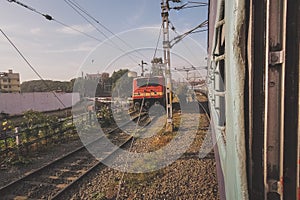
[133,75,164,80]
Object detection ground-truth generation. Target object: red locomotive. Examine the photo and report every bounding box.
[132,75,165,109]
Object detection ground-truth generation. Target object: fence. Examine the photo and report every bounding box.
[0,117,77,161]
[0,108,115,163]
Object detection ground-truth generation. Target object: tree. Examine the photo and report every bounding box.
[21,80,73,93]
[110,69,129,88]
[110,69,133,98]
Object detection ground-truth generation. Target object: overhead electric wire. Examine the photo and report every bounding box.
[179,5,207,9]
[172,4,207,10]
[0,28,67,108]
[7,0,44,16]
[63,0,141,63]
[7,0,146,66]
[170,20,208,47]
[190,29,208,34]
[64,0,148,63]
[152,23,163,60]
[6,0,103,42]
[68,0,101,25]
[116,24,164,200]
[172,1,208,10]
[68,0,147,59]
[63,0,107,38]
[169,21,202,66]
[59,5,160,198]
[53,19,102,42]
[187,1,208,5]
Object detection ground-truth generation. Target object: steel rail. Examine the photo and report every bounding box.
[0,112,150,199]
[52,114,154,199]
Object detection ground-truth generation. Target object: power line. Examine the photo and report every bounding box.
[8,0,146,65]
[180,4,207,9]
[62,1,121,49]
[7,0,44,16]
[152,23,163,60]
[0,28,67,108]
[68,0,101,25]
[116,24,165,200]
[169,21,201,62]
[64,0,148,63]
[172,4,207,10]
[187,1,208,5]
[53,19,102,42]
[6,0,103,42]
[63,0,107,38]
[190,29,208,34]
[69,0,147,58]
[171,1,208,10]
[62,0,143,65]
[170,20,208,47]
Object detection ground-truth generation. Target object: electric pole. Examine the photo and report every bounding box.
[139,60,147,77]
[161,0,177,131]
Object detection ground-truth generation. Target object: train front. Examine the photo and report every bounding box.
[132,76,165,110]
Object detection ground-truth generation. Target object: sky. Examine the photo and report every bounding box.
[0,0,208,82]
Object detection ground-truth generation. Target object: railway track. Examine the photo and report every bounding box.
[0,112,151,200]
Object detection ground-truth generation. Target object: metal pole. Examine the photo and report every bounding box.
[139,60,147,77]
[161,0,173,131]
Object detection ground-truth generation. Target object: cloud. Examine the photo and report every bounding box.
[56,24,95,35]
[30,28,42,35]
[43,41,96,53]
[1,24,19,31]
[127,0,146,25]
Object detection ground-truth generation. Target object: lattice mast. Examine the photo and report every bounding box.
[161,0,173,131]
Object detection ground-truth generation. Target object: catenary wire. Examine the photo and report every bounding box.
[152,23,163,60]
[63,0,144,64]
[0,28,67,108]
[190,29,208,34]
[53,19,102,42]
[187,1,208,5]
[7,0,143,66]
[115,24,164,200]
[180,4,207,9]
[7,0,103,42]
[172,0,208,11]
[172,4,207,10]
[170,20,208,47]
[169,20,205,64]
[66,0,149,62]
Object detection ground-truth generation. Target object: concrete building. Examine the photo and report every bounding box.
[85,72,111,93]
[86,73,102,81]
[86,72,109,81]
[0,69,20,93]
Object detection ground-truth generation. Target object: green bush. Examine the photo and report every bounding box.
[97,106,114,127]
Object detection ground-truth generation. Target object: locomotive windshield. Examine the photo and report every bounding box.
[136,77,162,87]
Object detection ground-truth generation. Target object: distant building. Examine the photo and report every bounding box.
[85,72,111,94]
[86,73,102,81]
[0,69,20,93]
[86,72,109,82]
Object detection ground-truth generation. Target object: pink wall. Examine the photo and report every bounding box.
[0,92,80,115]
